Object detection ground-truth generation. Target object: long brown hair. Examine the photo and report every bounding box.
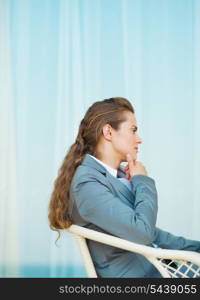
[48,97,134,242]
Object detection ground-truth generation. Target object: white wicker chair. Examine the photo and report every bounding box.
[66,224,200,278]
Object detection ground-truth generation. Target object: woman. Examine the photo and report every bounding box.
[48,97,200,277]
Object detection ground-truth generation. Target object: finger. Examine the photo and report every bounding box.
[126,154,135,168]
[126,173,130,180]
[126,173,131,180]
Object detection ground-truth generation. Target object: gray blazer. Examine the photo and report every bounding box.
[69,154,200,277]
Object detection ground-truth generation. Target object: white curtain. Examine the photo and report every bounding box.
[0,0,199,277]
[0,0,19,277]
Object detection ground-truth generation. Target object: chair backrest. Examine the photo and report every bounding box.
[66,225,200,278]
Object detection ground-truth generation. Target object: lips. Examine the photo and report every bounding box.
[134,147,138,152]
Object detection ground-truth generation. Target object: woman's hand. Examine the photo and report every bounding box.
[124,164,131,180]
[125,154,147,180]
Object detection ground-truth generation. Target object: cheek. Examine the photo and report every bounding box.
[114,133,134,151]
[124,136,135,150]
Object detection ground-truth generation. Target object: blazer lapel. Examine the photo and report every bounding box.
[105,170,135,206]
[81,154,135,206]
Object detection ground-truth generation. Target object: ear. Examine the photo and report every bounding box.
[102,124,112,141]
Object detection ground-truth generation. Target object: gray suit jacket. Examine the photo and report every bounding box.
[69,154,200,277]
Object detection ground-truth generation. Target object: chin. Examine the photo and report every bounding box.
[120,152,136,163]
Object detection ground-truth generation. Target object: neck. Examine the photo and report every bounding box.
[95,145,121,170]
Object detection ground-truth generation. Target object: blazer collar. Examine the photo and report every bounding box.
[81,154,134,203]
[81,153,108,176]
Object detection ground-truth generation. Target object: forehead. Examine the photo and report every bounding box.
[121,111,137,127]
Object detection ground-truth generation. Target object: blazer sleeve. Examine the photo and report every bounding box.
[154,227,200,252]
[74,174,158,245]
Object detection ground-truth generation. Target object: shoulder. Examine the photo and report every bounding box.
[70,164,108,191]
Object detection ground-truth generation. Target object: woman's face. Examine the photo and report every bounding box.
[111,111,142,162]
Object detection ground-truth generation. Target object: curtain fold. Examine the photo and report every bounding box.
[0,0,19,277]
[192,0,200,239]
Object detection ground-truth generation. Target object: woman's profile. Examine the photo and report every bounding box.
[48,97,200,277]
